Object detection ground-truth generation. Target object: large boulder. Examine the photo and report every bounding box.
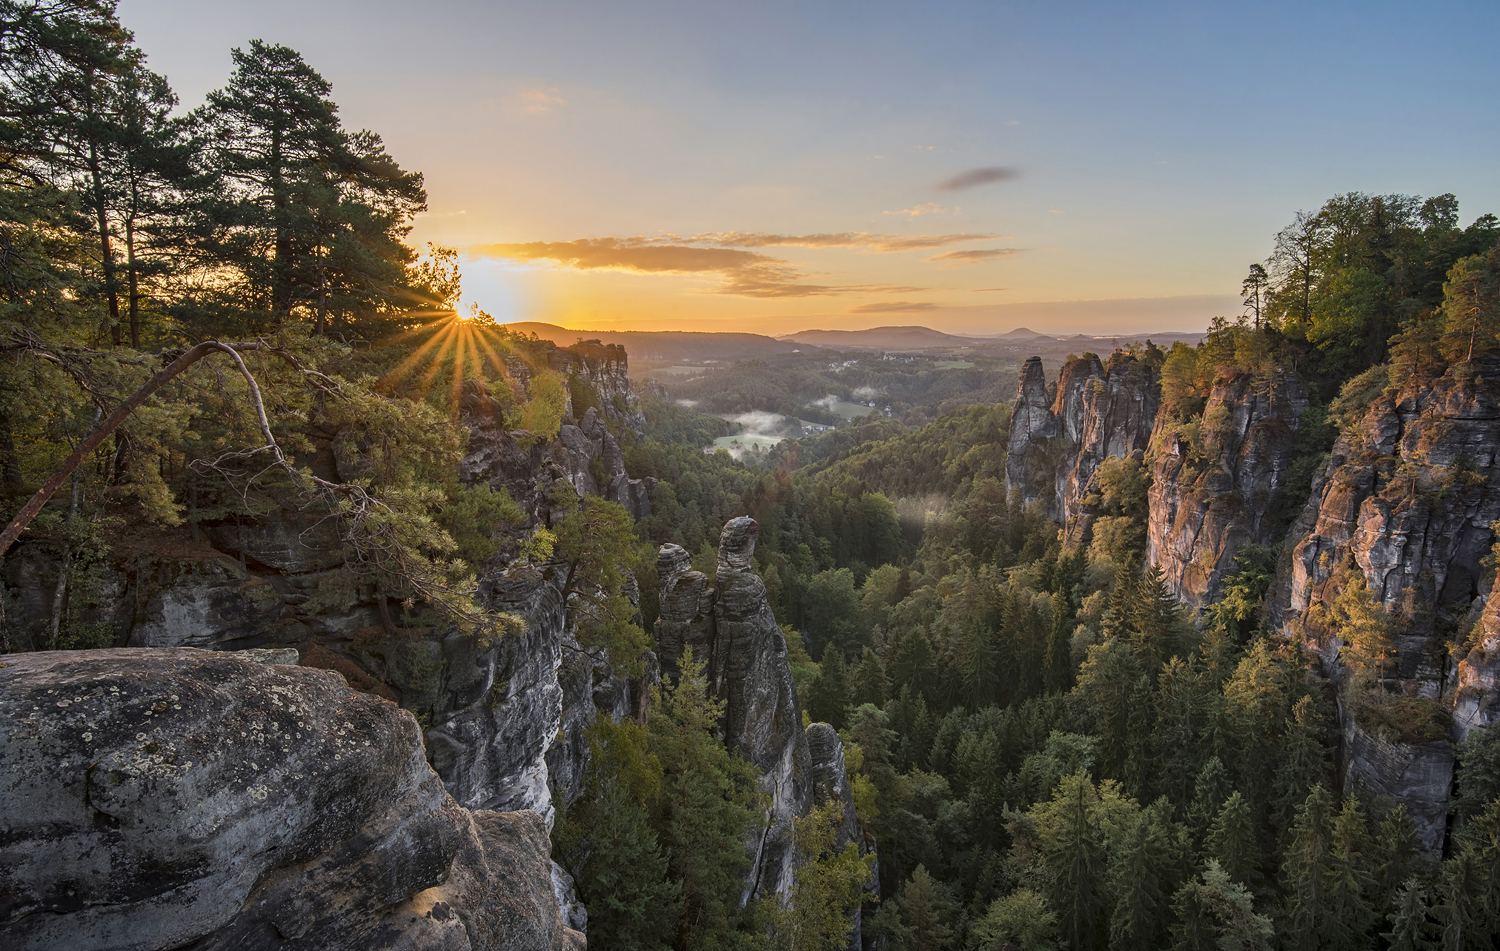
[0,648,580,951]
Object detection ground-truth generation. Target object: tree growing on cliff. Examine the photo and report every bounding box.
[553,496,650,676]
[1331,570,1394,692]
[647,647,761,951]
[765,799,874,951]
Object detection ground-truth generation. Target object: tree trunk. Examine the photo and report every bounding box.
[0,342,229,559]
[125,182,141,348]
[88,139,122,347]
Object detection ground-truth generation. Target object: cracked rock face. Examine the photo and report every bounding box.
[460,382,654,524]
[1147,368,1309,608]
[0,648,580,951]
[1005,352,1160,528]
[1269,359,1500,852]
[653,519,815,902]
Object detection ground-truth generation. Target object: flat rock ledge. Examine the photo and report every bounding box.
[0,648,582,951]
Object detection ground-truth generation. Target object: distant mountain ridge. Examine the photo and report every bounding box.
[501,322,805,361]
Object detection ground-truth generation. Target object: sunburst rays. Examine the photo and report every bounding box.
[374,313,525,412]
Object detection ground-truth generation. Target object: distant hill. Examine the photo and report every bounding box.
[777,325,980,350]
[501,322,806,362]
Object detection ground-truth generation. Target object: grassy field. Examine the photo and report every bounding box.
[932,360,975,369]
[827,400,877,418]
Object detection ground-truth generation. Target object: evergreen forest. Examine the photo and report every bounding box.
[4,4,1500,951]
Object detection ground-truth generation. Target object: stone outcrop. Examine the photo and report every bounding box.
[460,381,654,524]
[1005,351,1161,530]
[0,648,581,951]
[1268,358,1500,851]
[505,338,647,436]
[654,519,816,902]
[1146,368,1309,608]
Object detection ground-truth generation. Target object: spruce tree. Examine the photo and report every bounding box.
[574,777,683,951]
[1045,590,1075,692]
[1325,796,1377,951]
[1272,696,1330,832]
[1170,860,1274,951]
[808,646,852,729]
[1205,791,1261,893]
[1382,879,1437,951]
[647,647,759,950]
[1278,784,1336,951]
[1109,798,1178,951]
[1039,773,1105,951]
[897,864,959,951]
[1187,756,1233,836]
[851,646,888,708]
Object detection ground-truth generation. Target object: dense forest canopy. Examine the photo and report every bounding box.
[4,4,1500,951]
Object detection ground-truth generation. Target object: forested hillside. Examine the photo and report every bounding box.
[5,4,1500,951]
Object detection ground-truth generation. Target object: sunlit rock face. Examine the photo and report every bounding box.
[1268,358,1500,852]
[1005,351,1160,532]
[0,648,582,951]
[1146,368,1309,608]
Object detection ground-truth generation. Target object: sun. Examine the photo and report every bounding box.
[373,309,515,414]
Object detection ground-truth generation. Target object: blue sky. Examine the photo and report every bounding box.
[120,0,1500,334]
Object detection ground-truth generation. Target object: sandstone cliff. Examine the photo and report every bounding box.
[1146,368,1310,608]
[1266,359,1500,850]
[0,648,582,951]
[653,518,871,930]
[1005,352,1160,530]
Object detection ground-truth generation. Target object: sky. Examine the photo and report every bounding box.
[120,0,1500,336]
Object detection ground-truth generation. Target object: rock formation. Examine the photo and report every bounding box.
[460,381,654,524]
[1146,368,1309,607]
[1268,358,1500,850]
[1005,352,1160,530]
[0,647,582,951]
[653,517,875,919]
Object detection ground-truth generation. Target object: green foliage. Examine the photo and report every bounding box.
[974,888,1057,951]
[765,799,874,951]
[553,497,650,676]
[1452,725,1500,818]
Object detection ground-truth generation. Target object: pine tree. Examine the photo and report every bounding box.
[956,619,1001,710]
[1155,656,1211,809]
[1278,784,1336,951]
[1371,802,1419,917]
[1123,673,1156,801]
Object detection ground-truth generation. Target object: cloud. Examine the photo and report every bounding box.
[935,166,1020,191]
[516,87,567,113]
[849,301,938,314]
[883,203,952,217]
[923,248,1023,265]
[469,238,908,299]
[692,231,997,252]
[469,231,975,298]
[970,286,1009,292]
[469,239,777,274]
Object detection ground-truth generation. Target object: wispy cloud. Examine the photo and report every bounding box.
[970,286,1009,292]
[688,231,996,252]
[923,248,1024,265]
[883,203,952,217]
[849,301,938,314]
[516,87,567,113]
[468,238,938,299]
[935,166,1020,191]
[468,226,1001,297]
